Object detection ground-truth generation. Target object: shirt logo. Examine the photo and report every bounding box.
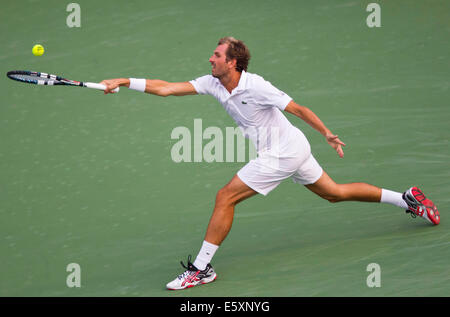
[241,101,247,104]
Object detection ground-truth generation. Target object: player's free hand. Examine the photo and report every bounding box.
[326,133,346,158]
[99,78,129,94]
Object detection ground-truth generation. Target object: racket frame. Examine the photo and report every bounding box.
[6,70,119,92]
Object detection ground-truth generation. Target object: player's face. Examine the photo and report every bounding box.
[209,44,234,78]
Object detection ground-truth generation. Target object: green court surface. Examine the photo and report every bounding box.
[1,0,449,297]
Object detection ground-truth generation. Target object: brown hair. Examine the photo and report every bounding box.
[218,36,251,72]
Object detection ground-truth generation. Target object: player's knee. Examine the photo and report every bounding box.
[319,187,345,203]
[215,187,234,206]
[322,195,340,203]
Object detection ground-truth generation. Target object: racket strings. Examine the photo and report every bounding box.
[8,73,64,86]
[11,74,54,82]
[7,71,85,88]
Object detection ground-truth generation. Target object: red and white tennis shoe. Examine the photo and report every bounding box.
[403,187,440,225]
[166,255,217,290]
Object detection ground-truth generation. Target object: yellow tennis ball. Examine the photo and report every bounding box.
[32,44,45,56]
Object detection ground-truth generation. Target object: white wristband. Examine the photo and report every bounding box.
[129,78,146,92]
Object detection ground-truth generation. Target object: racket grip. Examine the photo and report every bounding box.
[85,82,120,93]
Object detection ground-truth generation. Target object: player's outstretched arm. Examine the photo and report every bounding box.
[284,100,346,158]
[100,78,197,96]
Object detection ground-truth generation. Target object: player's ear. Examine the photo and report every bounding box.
[228,58,237,70]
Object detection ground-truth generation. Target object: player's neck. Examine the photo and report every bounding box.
[220,70,241,94]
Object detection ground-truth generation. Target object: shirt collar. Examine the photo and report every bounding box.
[236,70,247,92]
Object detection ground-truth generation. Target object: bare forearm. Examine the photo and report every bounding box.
[101,76,196,96]
[284,101,345,157]
[143,79,171,96]
[296,106,332,137]
[111,78,168,96]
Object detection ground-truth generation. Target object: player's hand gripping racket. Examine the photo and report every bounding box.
[6,70,119,93]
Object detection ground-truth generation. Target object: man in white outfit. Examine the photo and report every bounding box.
[101,37,440,290]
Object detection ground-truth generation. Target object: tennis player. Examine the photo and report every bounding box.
[100,37,440,290]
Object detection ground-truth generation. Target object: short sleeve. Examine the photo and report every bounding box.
[254,79,292,111]
[189,75,216,95]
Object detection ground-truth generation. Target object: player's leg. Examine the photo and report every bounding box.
[204,174,259,245]
[292,154,383,203]
[304,170,440,225]
[304,170,382,203]
[166,174,258,290]
[292,154,440,225]
[167,152,293,290]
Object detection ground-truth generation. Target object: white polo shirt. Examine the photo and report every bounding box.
[190,71,305,156]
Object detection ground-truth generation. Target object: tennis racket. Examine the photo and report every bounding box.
[6,70,119,93]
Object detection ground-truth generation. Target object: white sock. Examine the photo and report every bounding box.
[193,240,219,271]
[381,188,408,209]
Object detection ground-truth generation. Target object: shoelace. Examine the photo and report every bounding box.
[404,190,428,219]
[177,255,198,280]
[403,191,419,219]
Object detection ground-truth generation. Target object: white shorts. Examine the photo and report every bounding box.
[237,133,323,196]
